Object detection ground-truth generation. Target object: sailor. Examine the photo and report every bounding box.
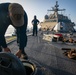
[0,3,28,59]
[31,15,39,36]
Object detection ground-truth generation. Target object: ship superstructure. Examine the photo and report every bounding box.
[40,1,75,32]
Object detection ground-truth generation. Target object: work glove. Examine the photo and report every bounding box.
[4,47,11,52]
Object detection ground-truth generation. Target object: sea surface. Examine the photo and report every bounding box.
[5,25,14,37]
[5,25,76,37]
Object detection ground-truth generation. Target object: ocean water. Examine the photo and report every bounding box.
[74,26,76,31]
[5,25,14,37]
[5,25,31,37]
[5,25,76,37]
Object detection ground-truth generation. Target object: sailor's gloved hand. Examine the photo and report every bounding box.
[15,50,22,58]
[4,47,11,52]
[16,50,28,59]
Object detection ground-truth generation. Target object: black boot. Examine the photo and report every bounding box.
[0,47,2,52]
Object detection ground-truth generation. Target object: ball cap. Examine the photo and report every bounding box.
[9,3,24,27]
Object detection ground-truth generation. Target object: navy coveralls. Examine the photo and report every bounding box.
[0,3,28,54]
[32,19,39,36]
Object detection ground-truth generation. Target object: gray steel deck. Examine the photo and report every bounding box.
[8,32,76,75]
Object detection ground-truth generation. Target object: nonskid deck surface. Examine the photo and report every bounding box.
[8,32,76,75]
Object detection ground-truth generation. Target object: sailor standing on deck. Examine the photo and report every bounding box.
[31,15,39,36]
[0,3,28,59]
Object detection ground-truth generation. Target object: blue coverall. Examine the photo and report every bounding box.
[0,3,28,54]
[32,19,39,36]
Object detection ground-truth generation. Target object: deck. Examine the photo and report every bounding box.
[7,31,76,75]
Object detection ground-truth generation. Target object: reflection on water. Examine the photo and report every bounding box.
[5,25,14,37]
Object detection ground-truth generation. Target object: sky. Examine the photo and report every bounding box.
[0,0,76,29]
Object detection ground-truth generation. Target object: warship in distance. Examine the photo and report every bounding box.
[40,1,75,32]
